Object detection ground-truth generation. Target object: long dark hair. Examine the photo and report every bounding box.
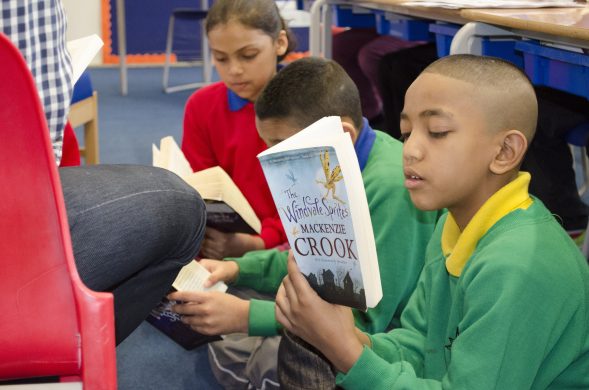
[206,0,297,61]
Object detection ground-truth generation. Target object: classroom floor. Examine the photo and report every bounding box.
[86,66,206,165]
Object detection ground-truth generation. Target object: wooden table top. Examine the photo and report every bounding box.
[461,6,589,41]
[356,1,468,25]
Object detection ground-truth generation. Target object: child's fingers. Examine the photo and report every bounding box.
[281,273,300,310]
[286,253,316,300]
[205,227,222,239]
[168,290,206,303]
[200,243,221,260]
[275,297,292,331]
[199,258,219,271]
[204,270,222,287]
[275,283,293,330]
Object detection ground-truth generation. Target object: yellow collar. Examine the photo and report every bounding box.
[442,172,533,277]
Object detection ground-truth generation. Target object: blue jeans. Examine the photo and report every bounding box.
[277,330,338,389]
[59,165,206,343]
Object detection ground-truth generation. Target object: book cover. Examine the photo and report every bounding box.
[146,297,221,350]
[258,117,381,311]
[147,261,228,350]
[204,201,258,235]
[153,137,261,235]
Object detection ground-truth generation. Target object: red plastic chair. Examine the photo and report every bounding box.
[0,33,117,388]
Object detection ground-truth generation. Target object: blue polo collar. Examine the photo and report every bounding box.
[226,64,286,111]
[227,88,250,111]
[354,118,376,171]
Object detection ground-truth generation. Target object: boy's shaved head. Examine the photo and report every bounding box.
[423,55,538,142]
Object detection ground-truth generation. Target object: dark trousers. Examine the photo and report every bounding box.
[524,87,589,231]
[378,43,438,139]
[377,44,589,231]
[60,165,206,343]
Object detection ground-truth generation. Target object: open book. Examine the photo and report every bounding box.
[67,34,103,85]
[257,116,381,311]
[153,136,261,235]
[146,261,228,350]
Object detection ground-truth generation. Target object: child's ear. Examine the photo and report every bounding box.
[490,130,528,174]
[275,30,288,57]
[341,120,359,144]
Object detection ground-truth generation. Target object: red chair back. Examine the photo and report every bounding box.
[0,32,116,388]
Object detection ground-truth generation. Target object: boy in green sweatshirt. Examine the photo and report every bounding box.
[275,54,589,389]
[169,57,441,388]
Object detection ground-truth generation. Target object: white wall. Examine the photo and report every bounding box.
[62,0,103,64]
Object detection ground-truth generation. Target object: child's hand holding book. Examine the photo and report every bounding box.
[167,259,246,335]
[276,252,369,373]
[199,258,240,288]
[169,289,250,335]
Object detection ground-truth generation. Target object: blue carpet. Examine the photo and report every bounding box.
[86,66,212,165]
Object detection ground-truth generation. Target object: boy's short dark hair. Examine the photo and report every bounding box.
[255,57,364,130]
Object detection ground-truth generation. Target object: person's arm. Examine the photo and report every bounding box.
[2,1,73,164]
[248,299,281,336]
[258,214,287,249]
[168,291,282,337]
[169,257,285,337]
[181,92,218,171]
[231,249,289,293]
[169,290,250,335]
[275,254,371,373]
[199,228,264,259]
[280,247,585,389]
[233,249,290,336]
[354,147,439,333]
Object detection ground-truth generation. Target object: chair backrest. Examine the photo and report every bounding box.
[0,33,116,388]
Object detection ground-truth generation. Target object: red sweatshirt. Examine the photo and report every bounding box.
[182,82,286,248]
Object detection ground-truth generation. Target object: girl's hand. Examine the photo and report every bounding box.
[200,227,264,259]
[169,290,249,335]
[275,252,366,373]
[199,258,240,287]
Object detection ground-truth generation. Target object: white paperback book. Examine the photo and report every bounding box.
[66,34,103,85]
[257,116,381,310]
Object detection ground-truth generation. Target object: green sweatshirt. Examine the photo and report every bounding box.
[338,173,589,389]
[233,130,441,336]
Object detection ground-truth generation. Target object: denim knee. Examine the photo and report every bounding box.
[152,167,207,264]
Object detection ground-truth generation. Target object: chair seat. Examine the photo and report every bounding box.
[565,122,589,147]
[70,71,93,104]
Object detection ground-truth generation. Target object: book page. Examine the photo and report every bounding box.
[185,167,262,234]
[153,136,194,179]
[173,261,228,293]
[66,34,103,85]
[153,137,261,234]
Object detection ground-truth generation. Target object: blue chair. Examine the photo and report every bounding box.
[162,8,212,93]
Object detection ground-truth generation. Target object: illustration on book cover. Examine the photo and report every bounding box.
[260,146,366,309]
